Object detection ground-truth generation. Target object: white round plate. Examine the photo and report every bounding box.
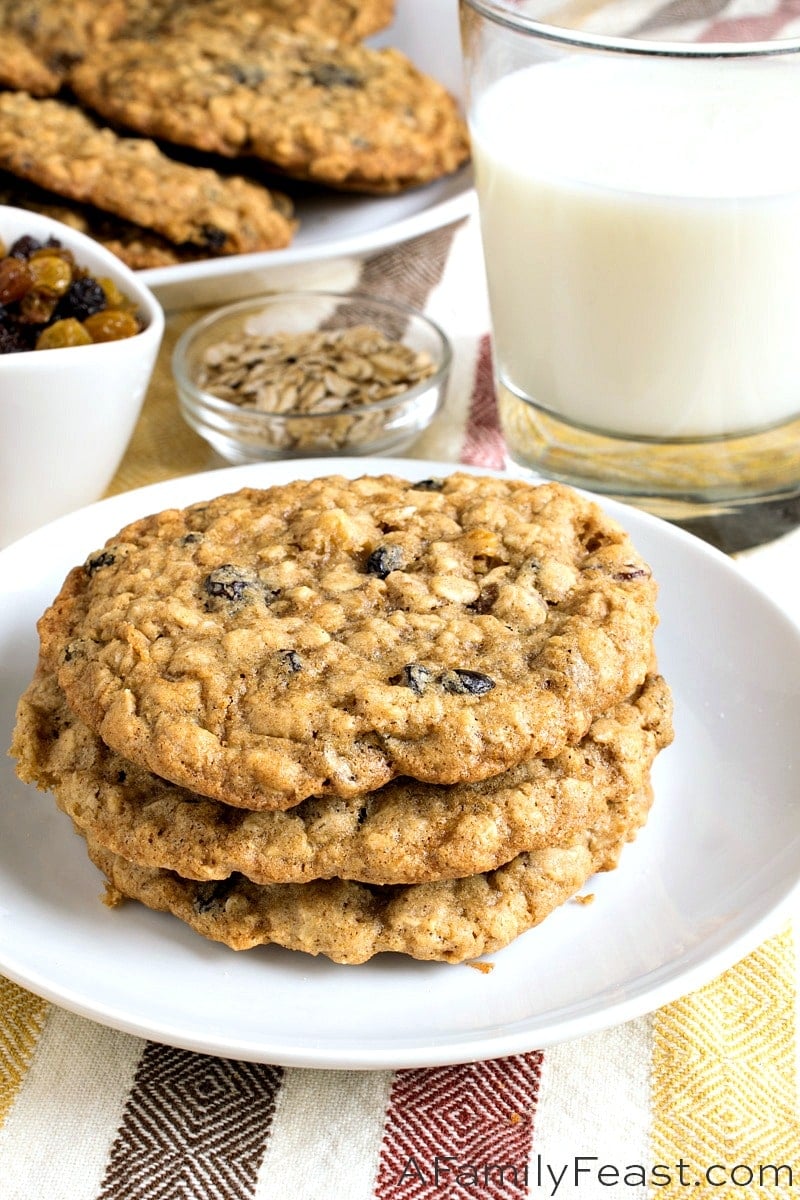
[1,458,799,1069]
[139,0,474,310]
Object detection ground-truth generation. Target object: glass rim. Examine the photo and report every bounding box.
[461,0,800,57]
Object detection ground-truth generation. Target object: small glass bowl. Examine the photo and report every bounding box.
[172,290,452,463]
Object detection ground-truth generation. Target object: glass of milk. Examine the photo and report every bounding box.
[461,0,800,515]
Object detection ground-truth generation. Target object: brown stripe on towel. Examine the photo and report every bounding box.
[96,1043,283,1200]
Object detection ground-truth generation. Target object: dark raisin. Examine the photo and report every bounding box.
[8,235,43,260]
[85,550,116,575]
[0,322,32,353]
[204,565,254,602]
[203,565,275,605]
[309,63,362,88]
[612,565,652,581]
[440,669,496,696]
[410,478,444,492]
[0,234,138,352]
[180,531,203,545]
[57,276,106,322]
[278,649,302,673]
[199,225,228,252]
[224,63,265,86]
[63,641,84,663]
[116,770,127,783]
[193,879,237,915]
[468,583,499,615]
[365,544,404,579]
[356,805,369,827]
[394,663,431,696]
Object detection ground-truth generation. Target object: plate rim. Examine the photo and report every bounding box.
[2,456,800,1069]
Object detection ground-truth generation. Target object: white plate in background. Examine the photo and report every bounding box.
[1,458,799,1068]
[140,1,474,310]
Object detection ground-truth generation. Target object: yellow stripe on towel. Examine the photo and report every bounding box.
[0,977,49,1128]
[652,926,798,1199]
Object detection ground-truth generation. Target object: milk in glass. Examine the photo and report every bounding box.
[471,57,800,439]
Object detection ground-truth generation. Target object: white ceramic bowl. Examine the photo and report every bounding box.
[173,290,451,462]
[0,206,165,546]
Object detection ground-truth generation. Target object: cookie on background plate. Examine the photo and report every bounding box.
[12,667,673,885]
[0,92,296,256]
[83,783,655,964]
[38,474,659,810]
[126,0,396,44]
[0,33,62,96]
[0,0,394,86]
[0,0,128,87]
[70,29,470,193]
[0,169,204,269]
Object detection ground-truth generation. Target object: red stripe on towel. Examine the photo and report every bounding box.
[374,1053,544,1198]
[460,334,506,470]
[700,0,800,39]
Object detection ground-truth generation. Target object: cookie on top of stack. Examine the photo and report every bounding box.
[11,473,673,964]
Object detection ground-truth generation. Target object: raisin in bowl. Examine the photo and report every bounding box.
[0,206,164,546]
[172,291,451,463]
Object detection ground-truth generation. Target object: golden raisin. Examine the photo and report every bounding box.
[0,257,33,304]
[83,309,140,342]
[19,290,58,324]
[0,230,141,352]
[27,254,73,297]
[35,318,92,350]
[31,244,76,267]
[97,276,128,310]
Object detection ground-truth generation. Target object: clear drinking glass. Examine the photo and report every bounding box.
[460,0,800,517]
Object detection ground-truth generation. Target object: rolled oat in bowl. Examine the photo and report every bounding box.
[173,291,451,461]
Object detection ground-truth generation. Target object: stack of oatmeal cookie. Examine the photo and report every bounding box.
[11,473,672,964]
[0,0,469,269]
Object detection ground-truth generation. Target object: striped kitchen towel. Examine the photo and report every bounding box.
[1,926,796,1199]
